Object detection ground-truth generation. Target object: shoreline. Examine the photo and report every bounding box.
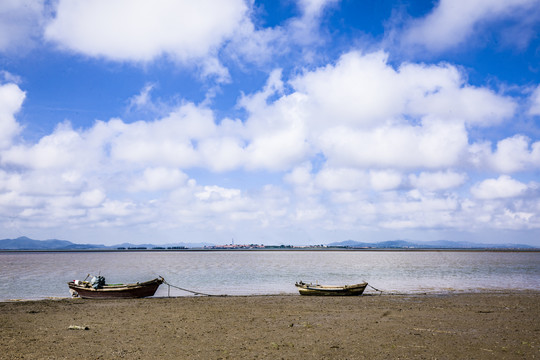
[2,288,540,303]
[1,292,538,359]
[2,248,539,253]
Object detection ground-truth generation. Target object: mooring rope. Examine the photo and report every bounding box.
[163,280,225,297]
[163,279,383,297]
[367,283,383,295]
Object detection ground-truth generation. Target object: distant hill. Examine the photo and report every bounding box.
[328,239,537,249]
[0,236,106,250]
[0,237,213,250]
[1,236,536,250]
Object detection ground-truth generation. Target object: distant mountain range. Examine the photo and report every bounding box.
[327,239,537,249]
[0,237,106,250]
[0,236,536,250]
[0,237,211,250]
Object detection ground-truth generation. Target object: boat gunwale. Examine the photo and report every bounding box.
[67,277,163,297]
[295,281,368,296]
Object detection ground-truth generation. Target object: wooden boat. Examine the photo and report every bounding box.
[295,281,368,296]
[68,277,164,299]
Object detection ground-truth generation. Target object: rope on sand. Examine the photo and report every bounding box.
[162,280,226,297]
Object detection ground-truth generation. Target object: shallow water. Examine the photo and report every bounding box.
[1,250,539,300]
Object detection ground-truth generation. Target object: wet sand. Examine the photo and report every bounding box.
[1,292,539,359]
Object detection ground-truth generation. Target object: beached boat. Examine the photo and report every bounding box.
[68,276,164,299]
[295,281,368,296]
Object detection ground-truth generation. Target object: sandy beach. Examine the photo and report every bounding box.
[1,292,539,359]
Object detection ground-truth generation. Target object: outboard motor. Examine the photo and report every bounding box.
[91,276,106,289]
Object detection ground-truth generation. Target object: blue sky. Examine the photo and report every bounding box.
[0,0,539,246]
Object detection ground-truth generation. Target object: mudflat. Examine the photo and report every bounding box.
[1,292,539,359]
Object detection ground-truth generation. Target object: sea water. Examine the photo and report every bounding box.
[1,250,539,301]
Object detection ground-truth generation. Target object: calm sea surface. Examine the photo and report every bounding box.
[1,251,539,301]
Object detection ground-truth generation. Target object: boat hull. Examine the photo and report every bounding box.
[68,278,163,299]
[295,282,367,296]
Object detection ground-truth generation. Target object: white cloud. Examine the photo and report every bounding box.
[284,163,313,187]
[471,175,528,199]
[291,52,403,128]
[128,83,156,111]
[196,185,241,201]
[1,49,538,241]
[529,85,540,116]
[0,0,45,52]
[239,69,284,113]
[110,103,216,167]
[225,0,340,65]
[78,189,106,208]
[317,120,468,169]
[298,0,339,19]
[0,71,22,84]
[224,17,285,65]
[409,171,467,191]
[44,0,248,63]
[369,170,403,191]
[374,190,460,229]
[200,57,231,83]
[198,137,245,172]
[291,51,515,130]
[129,167,188,192]
[315,167,367,191]
[0,83,25,149]
[402,0,540,53]
[406,85,516,127]
[470,135,540,173]
[236,51,515,172]
[2,122,88,169]
[289,0,339,45]
[490,136,540,173]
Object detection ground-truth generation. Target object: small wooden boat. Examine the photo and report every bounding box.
[295,281,368,296]
[68,277,164,299]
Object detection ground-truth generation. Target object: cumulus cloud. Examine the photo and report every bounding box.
[529,85,540,116]
[44,0,248,63]
[289,0,339,44]
[316,121,468,169]
[469,135,540,173]
[2,122,94,170]
[246,51,514,171]
[0,82,25,149]
[1,49,538,240]
[291,51,515,130]
[1,49,517,182]
[401,0,540,53]
[369,170,403,191]
[471,175,528,199]
[490,136,540,173]
[225,15,286,65]
[109,103,216,168]
[409,171,467,191]
[78,189,106,208]
[225,0,340,65]
[315,167,367,191]
[0,0,45,52]
[129,167,188,192]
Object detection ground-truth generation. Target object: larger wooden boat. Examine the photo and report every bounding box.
[68,277,164,299]
[295,281,368,296]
